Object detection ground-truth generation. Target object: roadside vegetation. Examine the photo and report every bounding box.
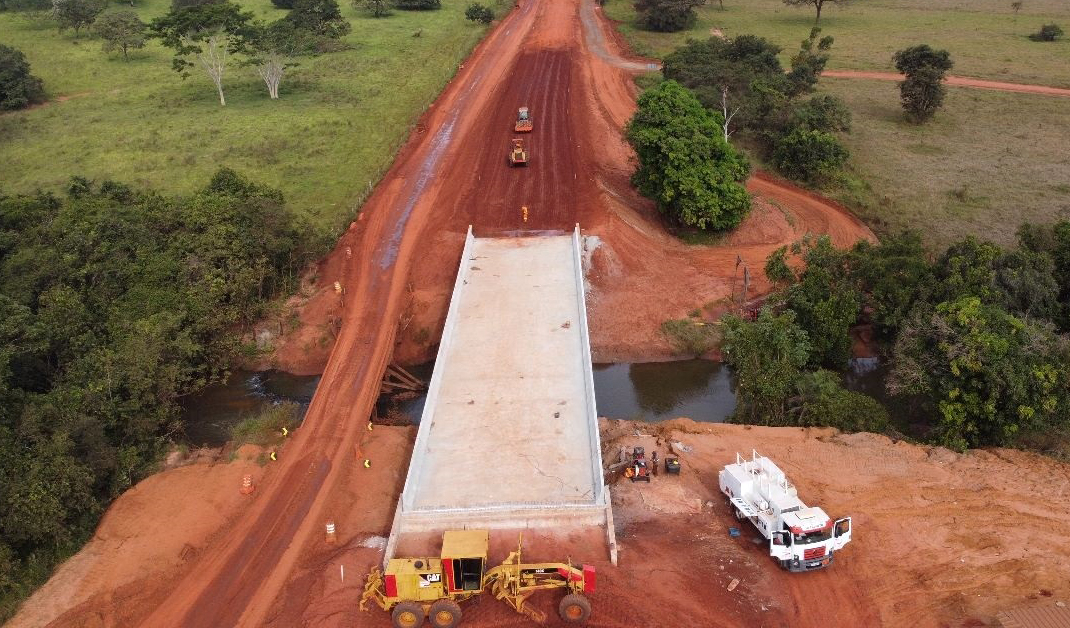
[604,0,1070,247]
[722,226,1070,452]
[0,171,312,618]
[230,401,301,446]
[0,0,491,231]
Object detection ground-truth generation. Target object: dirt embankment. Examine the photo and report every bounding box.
[14,420,1070,627]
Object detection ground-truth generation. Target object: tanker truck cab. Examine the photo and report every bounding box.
[720,450,852,572]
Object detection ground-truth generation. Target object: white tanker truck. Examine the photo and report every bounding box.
[719,451,852,572]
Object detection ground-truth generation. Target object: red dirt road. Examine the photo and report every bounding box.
[822,70,1070,97]
[27,0,875,626]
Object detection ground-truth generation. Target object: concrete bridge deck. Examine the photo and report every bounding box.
[386,226,614,562]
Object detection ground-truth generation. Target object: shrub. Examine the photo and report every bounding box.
[893,45,953,123]
[1029,23,1064,41]
[230,402,302,447]
[0,44,45,110]
[271,0,293,7]
[394,0,439,9]
[464,2,492,22]
[792,370,890,432]
[633,0,704,32]
[771,129,848,183]
[661,319,719,356]
[788,94,851,133]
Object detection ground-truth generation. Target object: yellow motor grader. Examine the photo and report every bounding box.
[360,530,595,628]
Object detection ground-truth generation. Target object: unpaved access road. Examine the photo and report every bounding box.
[19,0,878,626]
[822,70,1070,97]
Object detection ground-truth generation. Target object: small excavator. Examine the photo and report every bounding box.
[508,138,528,166]
[360,530,594,627]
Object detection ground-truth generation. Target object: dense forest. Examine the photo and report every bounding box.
[0,170,315,615]
[723,226,1070,452]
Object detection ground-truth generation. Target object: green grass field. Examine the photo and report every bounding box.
[823,79,1070,248]
[605,0,1070,247]
[605,0,1070,86]
[0,0,492,232]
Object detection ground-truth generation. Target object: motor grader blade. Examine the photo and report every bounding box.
[359,566,387,611]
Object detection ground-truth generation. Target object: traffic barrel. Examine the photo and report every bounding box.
[240,474,254,495]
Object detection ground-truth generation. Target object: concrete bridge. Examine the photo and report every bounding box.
[385,226,616,564]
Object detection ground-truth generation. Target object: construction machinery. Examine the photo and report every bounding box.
[360,530,595,627]
[508,138,528,166]
[720,450,852,572]
[623,446,651,482]
[664,454,681,474]
[515,106,532,132]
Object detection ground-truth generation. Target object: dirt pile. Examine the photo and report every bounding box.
[16,420,1070,627]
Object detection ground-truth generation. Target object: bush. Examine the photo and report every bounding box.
[625,80,751,230]
[285,0,351,38]
[0,44,45,110]
[788,94,851,133]
[464,2,492,22]
[771,129,848,183]
[661,319,719,356]
[1029,23,1064,41]
[230,402,301,447]
[633,0,704,32]
[394,0,439,9]
[270,0,293,7]
[792,370,890,433]
[171,0,223,9]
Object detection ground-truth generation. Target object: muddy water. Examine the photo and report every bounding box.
[182,361,739,445]
[181,371,321,447]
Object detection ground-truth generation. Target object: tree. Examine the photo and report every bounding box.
[848,231,932,337]
[1017,221,1070,330]
[95,11,147,60]
[790,370,889,432]
[782,0,846,22]
[633,0,705,32]
[270,0,293,7]
[889,297,1069,450]
[1030,23,1064,41]
[893,45,953,123]
[722,307,811,424]
[284,0,350,38]
[464,2,492,23]
[0,44,46,111]
[353,0,390,17]
[51,0,106,34]
[1011,1,1022,12]
[771,129,848,183]
[151,2,255,106]
[775,235,862,367]
[171,0,222,8]
[786,27,834,96]
[247,20,309,99]
[625,80,751,231]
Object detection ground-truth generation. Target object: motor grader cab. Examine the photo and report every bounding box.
[361,529,595,627]
[509,138,528,166]
[515,106,533,132]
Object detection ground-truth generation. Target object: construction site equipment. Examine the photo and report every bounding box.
[623,446,651,482]
[720,450,852,572]
[664,454,681,474]
[360,530,595,627]
[515,106,532,132]
[508,138,528,166]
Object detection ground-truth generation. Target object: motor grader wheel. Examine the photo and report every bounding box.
[391,601,425,628]
[558,593,592,623]
[429,599,462,628]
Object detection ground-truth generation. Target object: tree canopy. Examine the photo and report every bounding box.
[0,44,45,110]
[0,171,314,615]
[625,80,751,231]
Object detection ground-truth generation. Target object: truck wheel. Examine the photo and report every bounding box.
[559,593,592,623]
[391,601,424,628]
[428,599,461,628]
